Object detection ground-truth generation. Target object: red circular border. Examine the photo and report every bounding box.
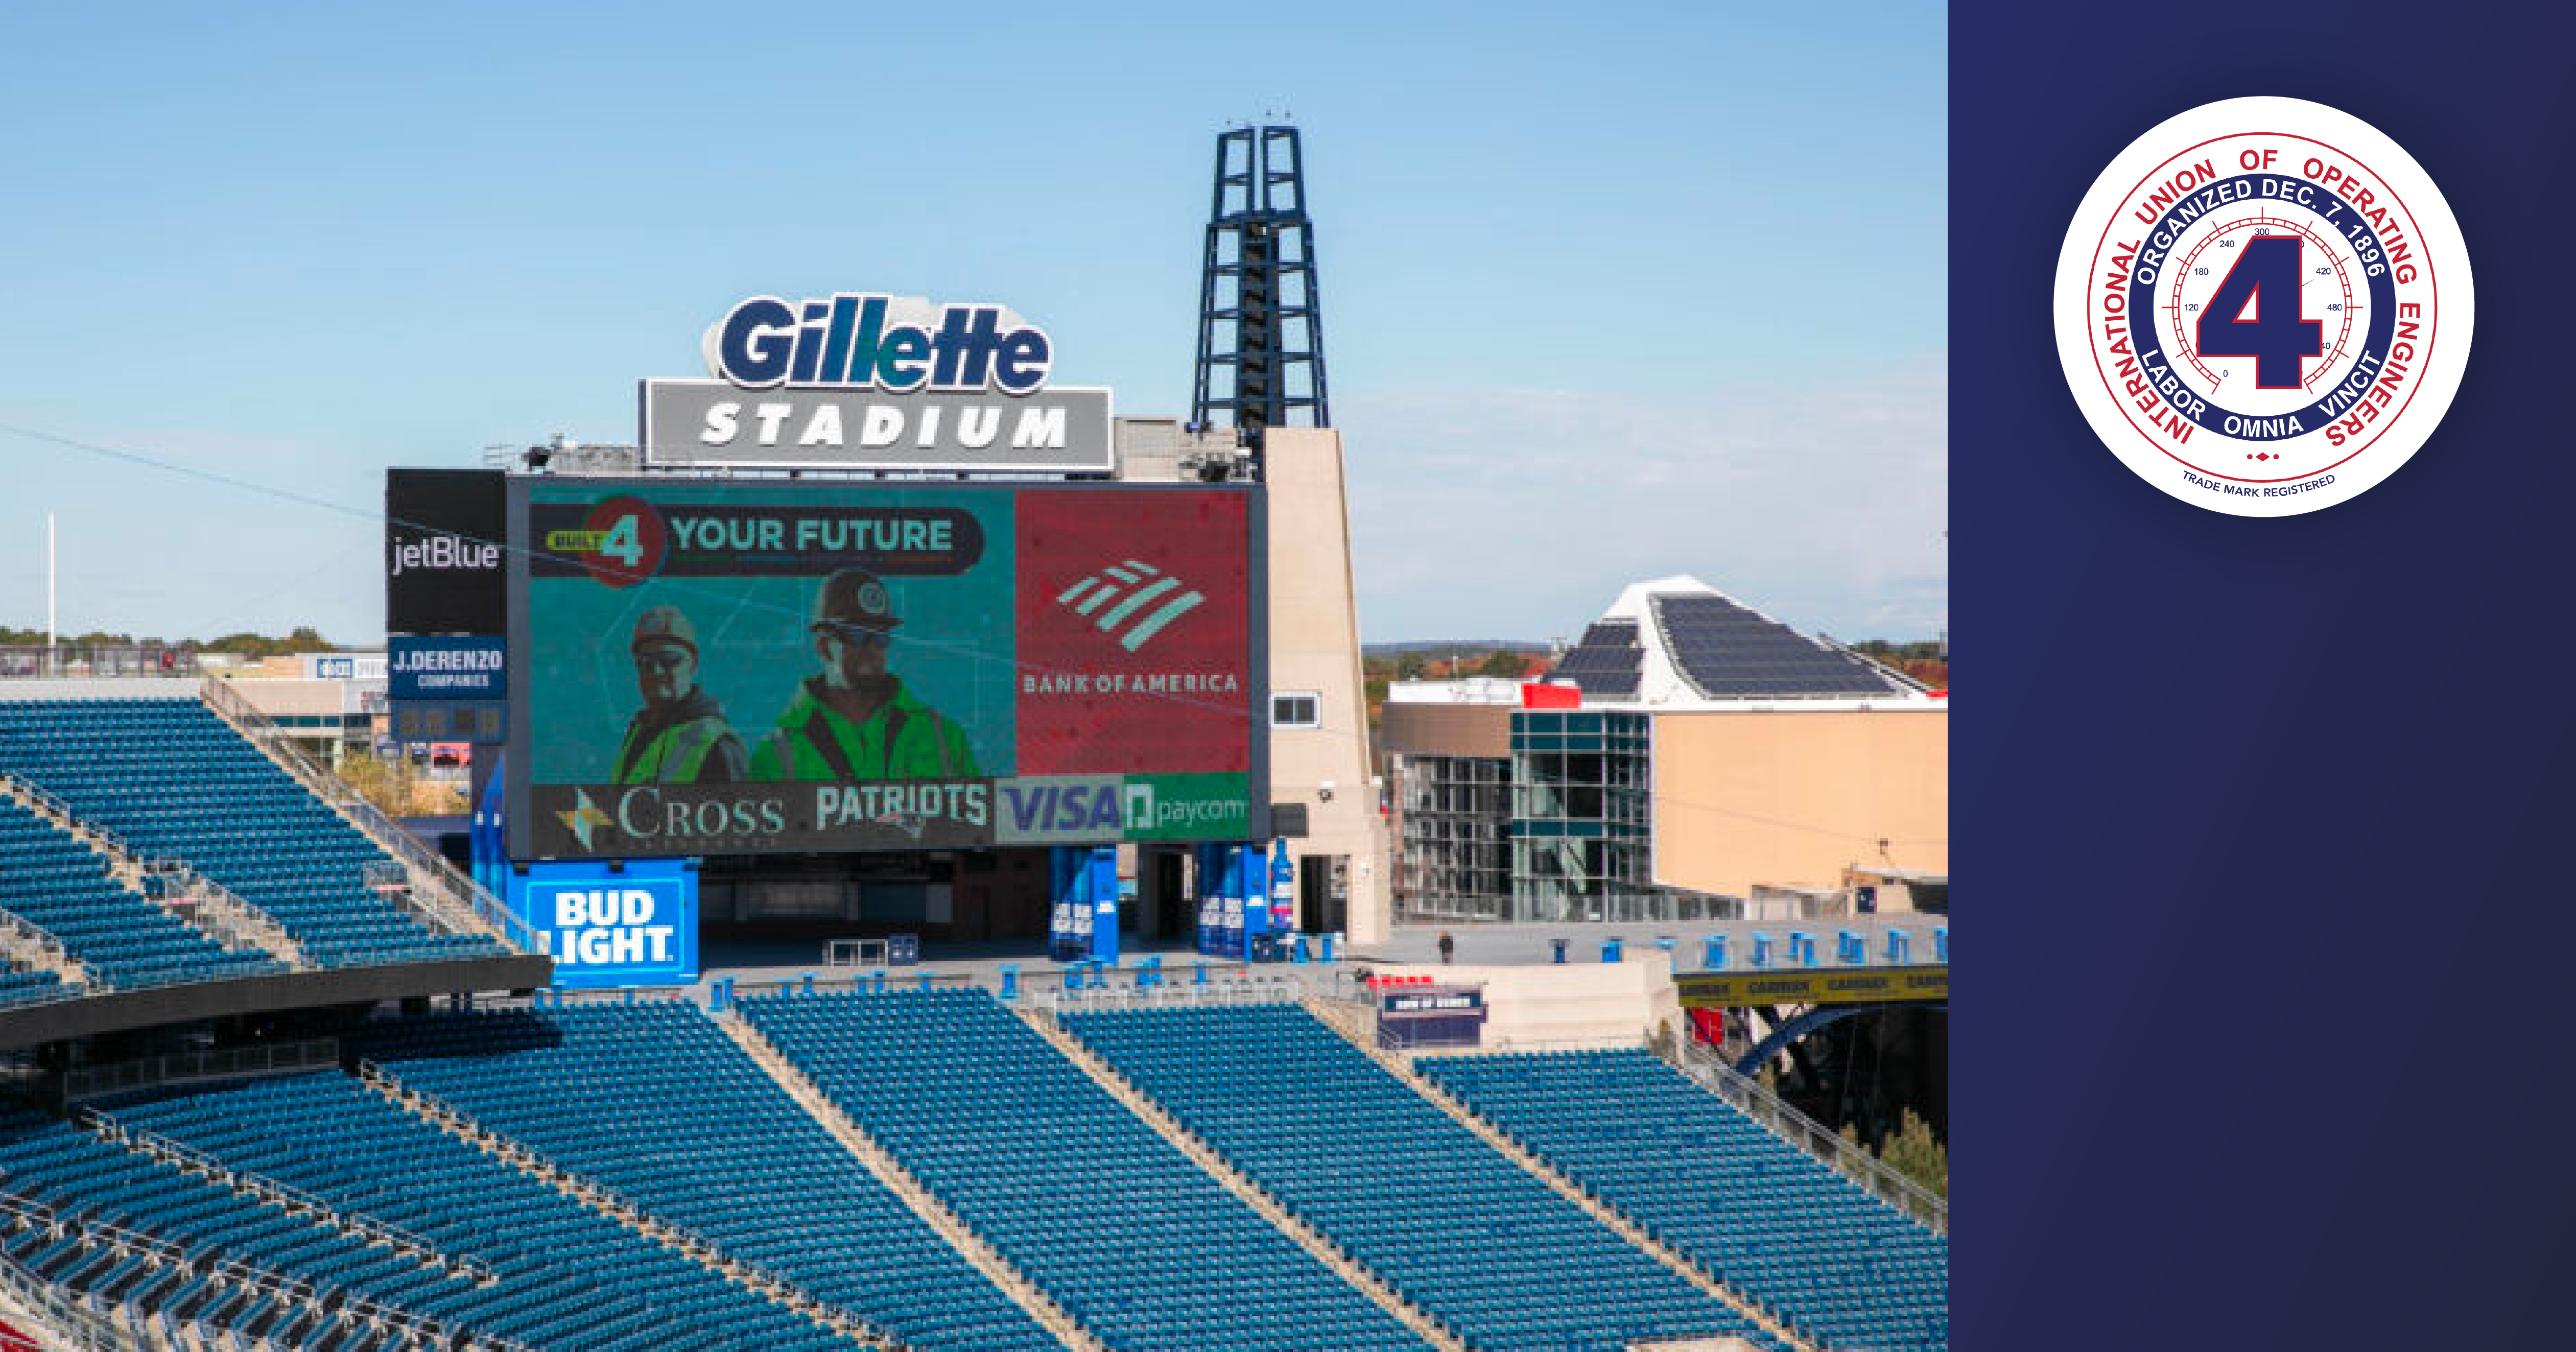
[2084,131,2440,484]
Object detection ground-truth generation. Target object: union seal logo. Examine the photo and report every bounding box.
[2053,97,2472,515]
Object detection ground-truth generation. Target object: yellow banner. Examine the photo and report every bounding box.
[1674,965,1948,1008]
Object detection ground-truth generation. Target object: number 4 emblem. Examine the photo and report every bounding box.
[2196,235,2325,389]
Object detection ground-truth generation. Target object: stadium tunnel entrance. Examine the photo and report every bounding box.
[695,842,1207,954]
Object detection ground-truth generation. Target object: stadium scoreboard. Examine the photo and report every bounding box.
[504,477,1268,860]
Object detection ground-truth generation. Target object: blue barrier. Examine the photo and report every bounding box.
[1934,927,1949,963]
[1601,938,1623,964]
[1837,930,1863,964]
[800,972,815,995]
[1885,930,1910,963]
[1751,934,1774,968]
[1321,933,1337,963]
[1194,962,1209,986]
[1789,932,1816,966]
[1139,956,1163,989]
[999,963,1019,1001]
[1703,935,1727,970]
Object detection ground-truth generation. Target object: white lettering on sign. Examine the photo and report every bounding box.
[545,887,678,967]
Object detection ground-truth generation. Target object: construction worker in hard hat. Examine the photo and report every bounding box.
[749,568,979,782]
[613,605,749,784]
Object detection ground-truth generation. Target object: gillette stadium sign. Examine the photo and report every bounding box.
[642,292,1114,473]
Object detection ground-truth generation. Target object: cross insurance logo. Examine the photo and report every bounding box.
[2054,97,2473,515]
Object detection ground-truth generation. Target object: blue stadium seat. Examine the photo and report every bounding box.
[741,988,1432,1352]
[1415,1048,1949,1351]
[0,797,282,989]
[356,1001,1061,1351]
[0,698,504,970]
[0,1101,496,1349]
[1060,1004,1786,1352]
[97,1074,846,1352]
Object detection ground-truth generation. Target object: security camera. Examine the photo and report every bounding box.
[1318,781,1336,802]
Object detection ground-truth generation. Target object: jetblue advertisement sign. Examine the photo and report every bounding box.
[642,292,1112,472]
[386,467,507,636]
[510,859,699,989]
[390,637,507,700]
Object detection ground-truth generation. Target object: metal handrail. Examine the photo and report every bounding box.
[1041,975,1304,1014]
[0,1211,124,1352]
[1669,1038,1947,1234]
[78,1109,490,1285]
[60,1039,342,1106]
[354,1059,898,1347]
[199,676,540,954]
[152,862,308,968]
[0,1187,532,1352]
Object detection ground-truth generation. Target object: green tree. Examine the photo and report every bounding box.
[1877,1108,1949,1200]
[1395,652,1429,680]
[1473,650,1530,679]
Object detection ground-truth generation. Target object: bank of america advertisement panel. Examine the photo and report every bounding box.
[506,479,1265,859]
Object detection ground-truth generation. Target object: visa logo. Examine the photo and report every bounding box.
[1002,782,1125,835]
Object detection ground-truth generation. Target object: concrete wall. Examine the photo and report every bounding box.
[1263,428,1390,942]
[1651,707,1947,897]
[1366,958,1684,1049]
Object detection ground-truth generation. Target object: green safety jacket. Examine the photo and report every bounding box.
[613,706,747,784]
[749,678,979,782]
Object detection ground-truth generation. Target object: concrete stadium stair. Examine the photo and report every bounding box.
[1015,1006,1474,1352]
[711,1010,1101,1352]
[0,772,296,981]
[1298,998,1821,1352]
[355,1059,901,1350]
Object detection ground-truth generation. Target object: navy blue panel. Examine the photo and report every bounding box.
[1958,5,2576,1350]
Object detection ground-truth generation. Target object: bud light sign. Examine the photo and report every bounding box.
[509,858,699,989]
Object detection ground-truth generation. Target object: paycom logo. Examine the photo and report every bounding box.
[1120,774,1249,841]
[1056,560,1206,653]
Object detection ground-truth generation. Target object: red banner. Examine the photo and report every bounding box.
[1014,490,1254,773]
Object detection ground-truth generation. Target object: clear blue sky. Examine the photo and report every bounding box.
[0,1,1945,646]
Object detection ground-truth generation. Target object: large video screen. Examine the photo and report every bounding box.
[506,479,1266,859]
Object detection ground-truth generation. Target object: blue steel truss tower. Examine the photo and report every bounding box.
[1192,125,1330,460]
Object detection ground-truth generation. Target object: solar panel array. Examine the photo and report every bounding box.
[1547,620,1642,698]
[1651,594,1904,698]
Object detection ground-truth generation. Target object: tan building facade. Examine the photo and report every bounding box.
[1650,706,1948,900]
[1380,576,1946,925]
[1259,428,1392,942]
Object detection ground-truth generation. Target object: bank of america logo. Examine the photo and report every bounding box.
[1055,560,1203,652]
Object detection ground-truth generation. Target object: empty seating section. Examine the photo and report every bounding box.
[100,1074,844,1352]
[357,1002,1057,1351]
[740,989,1428,1352]
[0,1103,493,1350]
[0,966,63,1008]
[1061,1005,1780,1352]
[0,798,280,989]
[0,698,502,968]
[1417,1050,1948,1351]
